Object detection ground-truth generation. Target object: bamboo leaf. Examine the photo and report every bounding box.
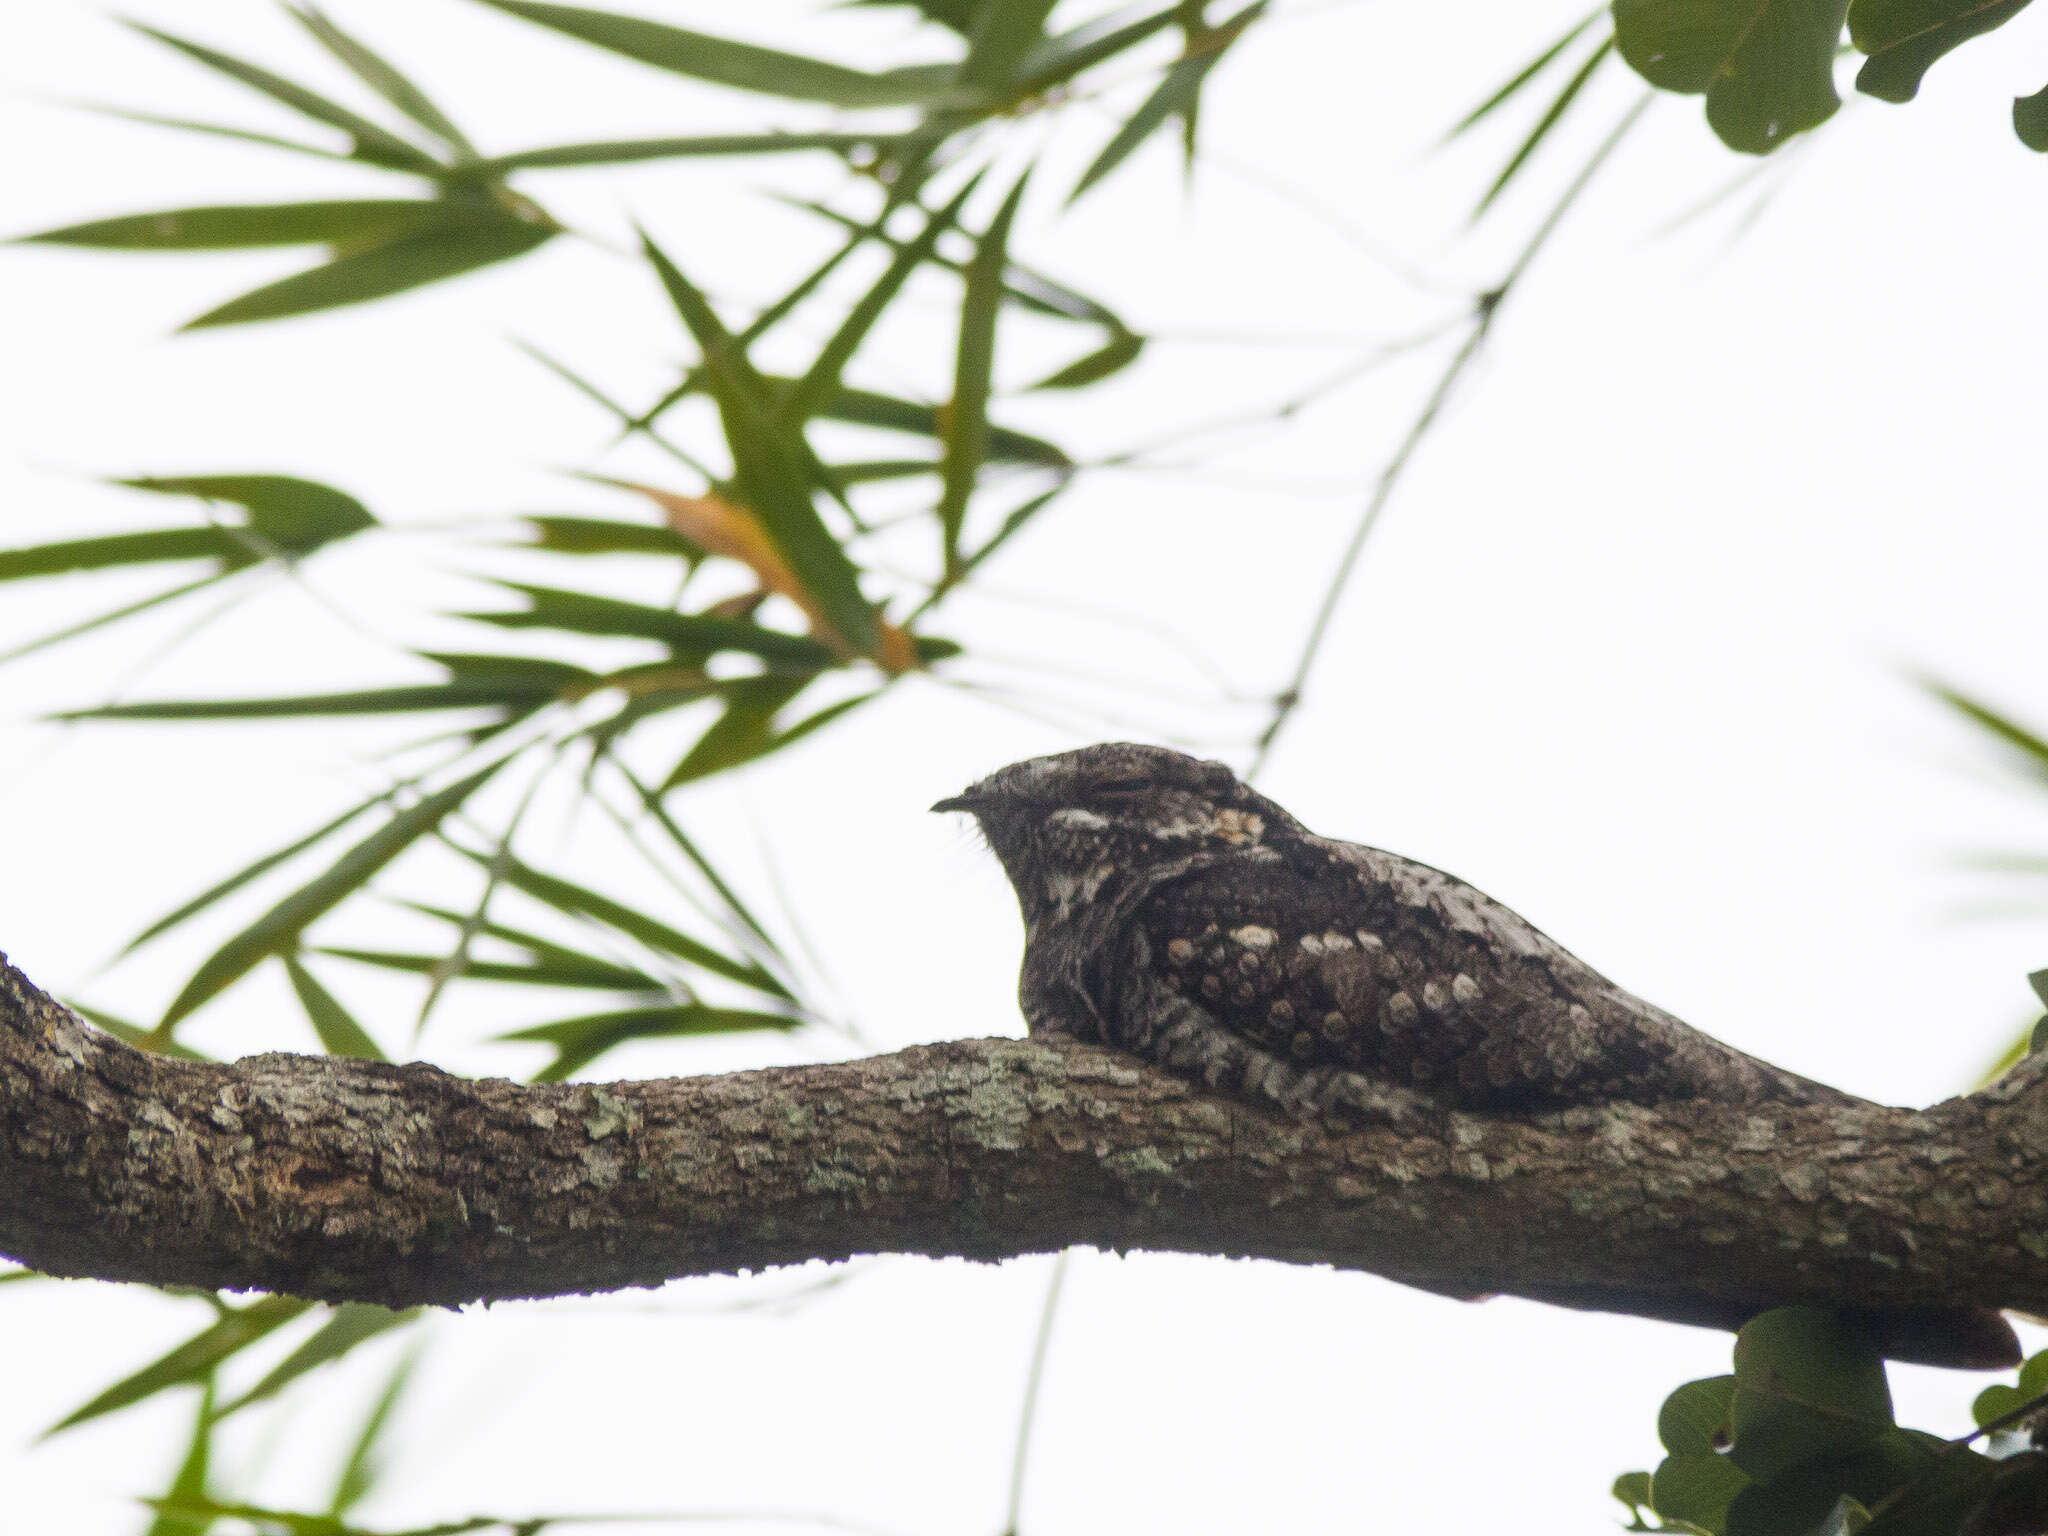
[783,173,984,428]
[183,217,555,329]
[144,1379,217,1536]
[330,1340,423,1517]
[1068,2,1265,201]
[664,678,877,788]
[960,0,1060,94]
[54,684,552,721]
[468,1,962,107]
[71,1004,212,1061]
[517,515,701,558]
[124,22,444,174]
[116,474,376,551]
[159,759,510,1031]
[1471,37,1615,220]
[463,580,835,667]
[0,527,251,581]
[16,200,447,250]
[1025,328,1145,390]
[937,172,1029,571]
[472,852,790,996]
[501,1004,798,1081]
[391,898,674,986]
[282,955,388,1060]
[473,130,880,173]
[1441,4,1608,140]
[48,1296,313,1436]
[216,1302,414,1417]
[315,945,661,991]
[635,235,884,659]
[287,7,475,153]
[1016,5,1181,94]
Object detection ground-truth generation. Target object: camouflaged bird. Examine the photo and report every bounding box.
[936,741,1855,1123]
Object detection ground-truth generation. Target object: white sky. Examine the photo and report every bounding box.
[5,1,2048,1532]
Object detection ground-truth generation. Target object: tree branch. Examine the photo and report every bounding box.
[3,950,2042,1346]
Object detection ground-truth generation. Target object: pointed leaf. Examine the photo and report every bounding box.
[1017,6,1182,93]
[391,898,673,986]
[818,381,1071,465]
[464,580,834,667]
[1471,38,1615,219]
[960,0,1060,94]
[183,216,554,329]
[501,1003,798,1080]
[288,8,475,153]
[16,200,448,250]
[144,1379,218,1536]
[1025,328,1145,390]
[469,1,961,107]
[1851,0,2033,102]
[0,527,249,581]
[1613,0,1852,153]
[217,1302,414,1418]
[117,474,376,551]
[315,945,660,991]
[1069,3,1264,201]
[330,1340,423,1516]
[159,759,509,1030]
[55,684,551,721]
[637,236,884,660]
[518,515,702,557]
[122,786,399,956]
[476,853,789,995]
[1927,683,2048,784]
[71,1005,211,1061]
[282,955,387,1060]
[71,103,354,162]
[1442,5,1609,139]
[664,678,876,788]
[474,130,880,173]
[125,23,444,173]
[49,1296,312,1436]
[937,172,1029,569]
[783,173,983,427]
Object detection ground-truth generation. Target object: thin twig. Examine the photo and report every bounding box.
[1002,1250,1072,1536]
[1250,91,1652,776]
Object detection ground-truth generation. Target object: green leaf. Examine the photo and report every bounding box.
[1653,1450,1751,1530]
[1926,682,2048,784]
[519,515,703,557]
[15,200,447,250]
[2016,80,2048,147]
[330,1340,423,1516]
[1726,1431,1988,1536]
[1661,1375,1739,1455]
[1442,5,1610,139]
[315,945,660,991]
[159,759,509,1031]
[1973,1382,2026,1427]
[121,786,400,957]
[1730,1307,1894,1484]
[56,684,555,721]
[0,527,251,581]
[1850,0,2033,103]
[960,0,1061,94]
[71,1004,213,1060]
[463,582,833,667]
[216,1303,414,1417]
[1016,6,1183,94]
[48,1296,312,1436]
[937,171,1030,571]
[117,474,377,551]
[1471,37,1615,219]
[474,130,883,173]
[1068,2,1265,201]
[287,7,475,153]
[475,853,789,996]
[500,1003,799,1081]
[71,103,357,162]
[183,217,555,329]
[1025,328,1145,390]
[282,955,387,1060]
[468,1,962,107]
[782,173,984,428]
[2017,1347,2048,1398]
[1612,0,1853,154]
[813,381,1072,466]
[1612,1469,1655,1520]
[638,232,882,658]
[124,22,444,174]
[145,1379,218,1536]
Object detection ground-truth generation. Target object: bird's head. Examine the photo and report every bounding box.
[934,743,1295,920]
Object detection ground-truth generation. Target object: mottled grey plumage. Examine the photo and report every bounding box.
[937,741,1851,1123]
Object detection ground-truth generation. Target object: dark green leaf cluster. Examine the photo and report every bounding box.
[1614,1308,2037,1535]
[1610,0,2045,156]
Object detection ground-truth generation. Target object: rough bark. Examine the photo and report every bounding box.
[3,949,2044,1345]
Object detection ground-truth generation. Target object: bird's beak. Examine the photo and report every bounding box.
[930,793,980,814]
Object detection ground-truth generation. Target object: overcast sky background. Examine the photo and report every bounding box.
[6,1,2048,1532]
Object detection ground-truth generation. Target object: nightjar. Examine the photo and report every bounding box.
[937,741,1851,1121]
